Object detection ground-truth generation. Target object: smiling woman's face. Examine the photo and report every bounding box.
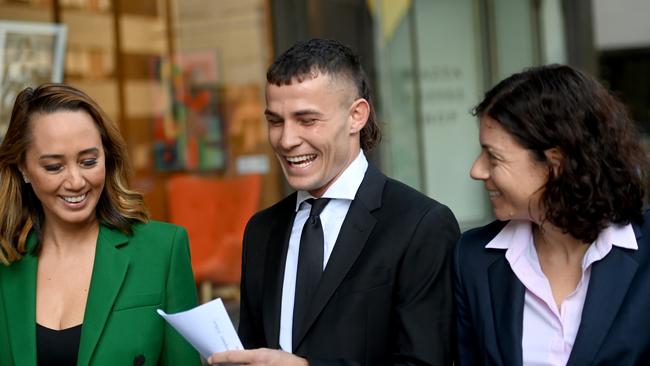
[21,110,106,228]
[470,116,549,222]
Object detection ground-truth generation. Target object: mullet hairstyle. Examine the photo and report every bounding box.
[0,83,148,265]
[266,38,381,151]
[474,64,647,243]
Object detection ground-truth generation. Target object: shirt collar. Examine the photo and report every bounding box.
[583,222,637,268]
[485,220,532,264]
[486,220,638,263]
[295,150,368,212]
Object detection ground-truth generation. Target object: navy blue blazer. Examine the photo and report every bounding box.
[454,211,650,365]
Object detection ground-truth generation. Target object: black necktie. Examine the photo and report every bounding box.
[293,198,330,346]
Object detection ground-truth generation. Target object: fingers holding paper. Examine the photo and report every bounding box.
[207,348,309,366]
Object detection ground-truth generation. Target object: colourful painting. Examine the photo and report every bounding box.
[152,51,225,171]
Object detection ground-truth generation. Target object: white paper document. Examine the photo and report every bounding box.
[157,298,243,358]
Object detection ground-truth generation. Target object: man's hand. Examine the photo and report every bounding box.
[207,348,309,366]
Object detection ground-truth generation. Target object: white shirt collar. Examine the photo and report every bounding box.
[486,220,638,252]
[294,150,368,211]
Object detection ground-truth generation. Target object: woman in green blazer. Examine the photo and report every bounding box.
[0,84,201,365]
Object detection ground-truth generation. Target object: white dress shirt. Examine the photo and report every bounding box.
[279,151,368,352]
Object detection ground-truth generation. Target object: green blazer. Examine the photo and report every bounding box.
[0,220,202,365]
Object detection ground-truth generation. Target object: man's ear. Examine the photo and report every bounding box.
[544,147,564,176]
[348,98,369,134]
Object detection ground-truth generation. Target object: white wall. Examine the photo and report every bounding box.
[413,0,489,226]
[593,0,650,50]
[541,0,566,64]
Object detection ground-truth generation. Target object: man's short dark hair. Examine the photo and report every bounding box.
[267,38,381,151]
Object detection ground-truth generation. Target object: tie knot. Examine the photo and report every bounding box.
[306,198,330,217]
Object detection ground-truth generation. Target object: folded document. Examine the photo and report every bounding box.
[157,298,244,358]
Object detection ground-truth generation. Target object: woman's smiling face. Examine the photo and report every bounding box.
[21,110,106,228]
[470,116,549,222]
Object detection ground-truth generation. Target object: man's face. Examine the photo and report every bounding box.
[265,73,367,197]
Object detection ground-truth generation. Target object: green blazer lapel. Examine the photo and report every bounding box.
[77,225,130,366]
[2,232,39,366]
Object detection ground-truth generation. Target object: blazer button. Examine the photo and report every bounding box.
[134,354,146,365]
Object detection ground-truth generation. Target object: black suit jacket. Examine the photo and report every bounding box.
[238,164,460,366]
[454,212,650,365]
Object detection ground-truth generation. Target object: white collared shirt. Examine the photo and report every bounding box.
[486,220,638,365]
[279,150,368,352]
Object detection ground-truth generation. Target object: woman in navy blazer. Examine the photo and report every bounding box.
[455,65,650,365]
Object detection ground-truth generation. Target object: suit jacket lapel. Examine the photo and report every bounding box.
[488,254,524,366]
[293,164,383,350]
[2,232,39,366]
[76,225,130,366]
[261,196,296,349]
[567,240,640,365]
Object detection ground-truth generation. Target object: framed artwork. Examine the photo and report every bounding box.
[0,20,67,140]
[152,51,226,172]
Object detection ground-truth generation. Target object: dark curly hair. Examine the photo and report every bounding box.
[266,38,381,151]
[474,64,647,243]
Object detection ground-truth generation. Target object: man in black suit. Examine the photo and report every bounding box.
[209,38,460,366]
